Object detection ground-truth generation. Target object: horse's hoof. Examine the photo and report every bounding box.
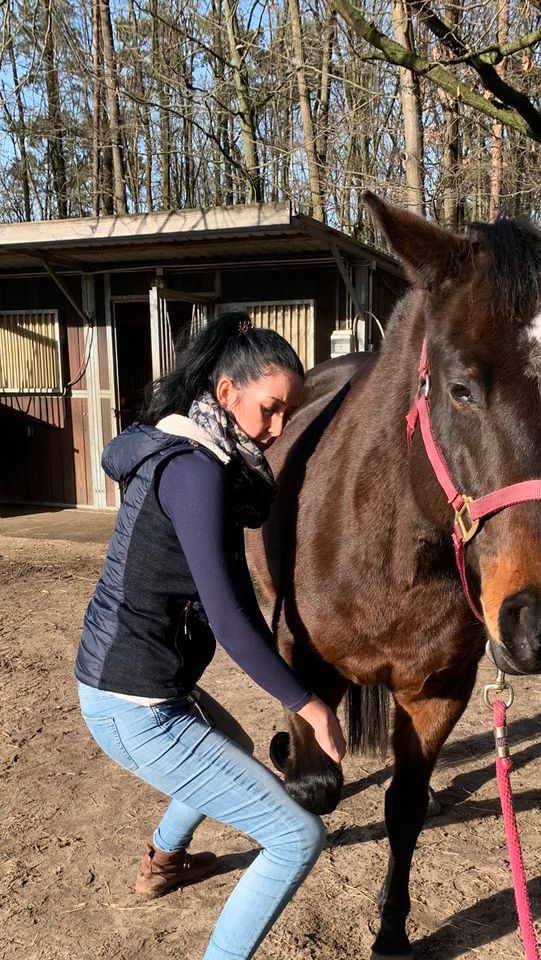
[269,731,290,772]
[371,953,413,960]
[284,764,343,815]
[371,933,413,959]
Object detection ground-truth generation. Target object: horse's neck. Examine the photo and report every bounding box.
[320,297,434,589]
[340,290,425,464]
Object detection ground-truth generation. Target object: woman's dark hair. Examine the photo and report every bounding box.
[141,309,304,425]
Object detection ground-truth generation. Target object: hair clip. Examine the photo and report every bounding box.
[238,317,254,333]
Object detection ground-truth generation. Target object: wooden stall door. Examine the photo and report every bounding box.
[221,300,315,370]
[149,283,175,379]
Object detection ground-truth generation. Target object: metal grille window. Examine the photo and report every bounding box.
[221,300,315,369]
[0,310,62,393]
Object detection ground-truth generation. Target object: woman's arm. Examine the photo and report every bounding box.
[159,452,345,764]
[159,451,312,711]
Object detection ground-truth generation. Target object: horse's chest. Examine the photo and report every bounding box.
[293,575,473,687]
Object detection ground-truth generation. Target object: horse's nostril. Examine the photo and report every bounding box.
[506,603,521,627]
[499,589,541,652]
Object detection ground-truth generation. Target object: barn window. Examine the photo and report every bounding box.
[0,310,63,393]
[220,300,315,369]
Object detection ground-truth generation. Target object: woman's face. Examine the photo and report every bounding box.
[216,368,304,450]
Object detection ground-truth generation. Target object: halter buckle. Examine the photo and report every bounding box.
[454,495,479,543]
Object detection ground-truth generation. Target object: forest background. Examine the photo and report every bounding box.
[1,0,540,240]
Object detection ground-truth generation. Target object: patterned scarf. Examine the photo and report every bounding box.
[188,391,276,528]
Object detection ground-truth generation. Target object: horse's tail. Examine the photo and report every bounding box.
[345,683,390,757]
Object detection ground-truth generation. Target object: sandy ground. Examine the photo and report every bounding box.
[1,529,541,960]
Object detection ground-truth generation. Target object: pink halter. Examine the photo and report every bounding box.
[406,338,541,621]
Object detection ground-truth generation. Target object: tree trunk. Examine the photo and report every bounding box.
[489,0,509,220]
[179,39,196,208]
[124,0,152,213]
[223,0,263,203]
[281,77,293,199]
[42,0,68,218]
[390,0,424,215]
[150,0,171,209]
[211,0,235,206]
[99,0,126,214]
[127,0,153,211]
[315,7,336,177]
[288,0,325,220]
[91,0,101,216]
[6,33,32,220]
[441,97,461,229]
[440,0,462,230]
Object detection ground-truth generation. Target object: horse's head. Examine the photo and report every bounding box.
[365,191,541,676]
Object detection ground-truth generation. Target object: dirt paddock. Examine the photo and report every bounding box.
[1,520,541,960]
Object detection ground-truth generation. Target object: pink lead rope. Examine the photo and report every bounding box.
[491,697,540,960]
[407,338,541,957]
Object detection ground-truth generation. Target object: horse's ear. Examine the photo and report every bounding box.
[363,191,471,289]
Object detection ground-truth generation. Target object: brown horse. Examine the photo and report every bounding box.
[247,193,541,958]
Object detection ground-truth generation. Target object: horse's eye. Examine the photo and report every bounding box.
[449,383,473,404]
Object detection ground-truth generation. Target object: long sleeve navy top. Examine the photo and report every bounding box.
[158,450,312,712]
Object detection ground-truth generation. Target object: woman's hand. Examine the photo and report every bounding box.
[296,696,347,767]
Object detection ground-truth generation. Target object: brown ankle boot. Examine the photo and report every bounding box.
[134,840,217,899]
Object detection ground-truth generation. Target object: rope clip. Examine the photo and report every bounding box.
[483,669,514,710]
[483,642,515,709]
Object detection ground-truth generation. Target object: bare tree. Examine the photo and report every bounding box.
[99,0,126,214]
[288,0,325,219]
[489,0,509,220]
[390,0,424,214]
[5,28,31,220]
[42,0,68,217]
[1,0,541,226]
[223,0,263,202]
[91,0,101,215]
[333,0,541,142]
[437,0,463,229]
[150,0,171,209]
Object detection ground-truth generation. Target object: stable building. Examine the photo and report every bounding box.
[0,202,405,511]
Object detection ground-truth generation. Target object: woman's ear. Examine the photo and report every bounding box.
[215,376,237,409]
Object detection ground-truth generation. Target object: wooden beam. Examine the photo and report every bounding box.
[39,258,91,327]
[297,217,367,326]
[0,202,292,249]
[155,286,218,304]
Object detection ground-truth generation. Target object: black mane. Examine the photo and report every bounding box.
[468,216,541,322]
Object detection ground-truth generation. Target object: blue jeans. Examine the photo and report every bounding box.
[77,682,325,959]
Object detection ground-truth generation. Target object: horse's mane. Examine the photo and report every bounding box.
[467,215,541,321]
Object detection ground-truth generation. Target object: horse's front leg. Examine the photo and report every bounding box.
[279,682,347,814]
[270,629,349,814]
[373,668,477,959]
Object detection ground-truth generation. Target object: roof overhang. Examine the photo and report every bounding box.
[0,202,401,276]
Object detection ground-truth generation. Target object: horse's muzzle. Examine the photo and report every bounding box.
[493,587,541,674]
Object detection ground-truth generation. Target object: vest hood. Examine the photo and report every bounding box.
[101,417,230,483]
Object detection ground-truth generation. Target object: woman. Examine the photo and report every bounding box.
[75,310,346,960]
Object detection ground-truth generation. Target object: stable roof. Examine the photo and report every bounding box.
[0,201,400,275]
